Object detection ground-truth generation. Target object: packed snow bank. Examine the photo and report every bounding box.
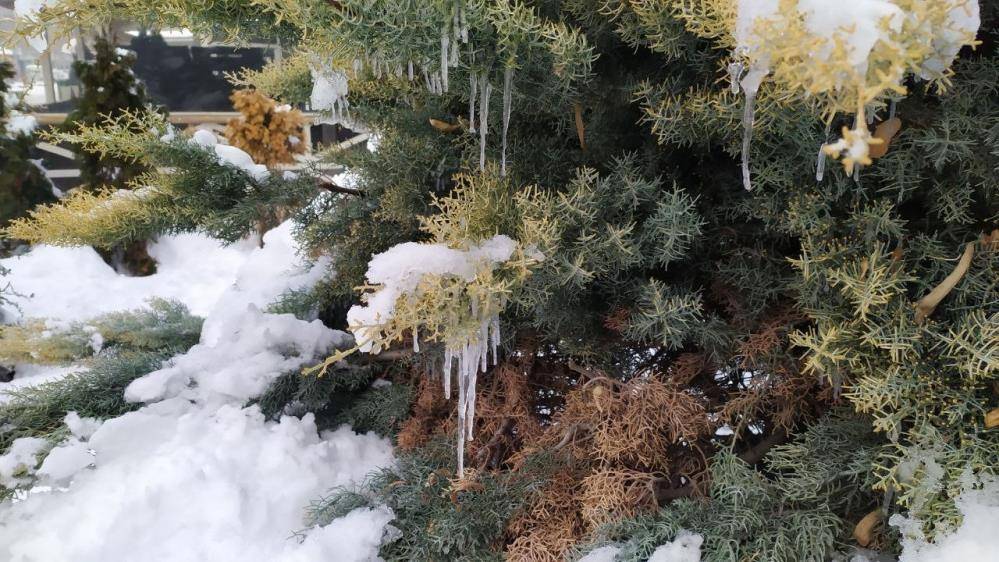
[124,305,346,405]
[892,479,999,562]
[1,219,396,561]
[0,402,394,562]
[0,232,256,322]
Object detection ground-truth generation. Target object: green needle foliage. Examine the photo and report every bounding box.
[6,0,998,559]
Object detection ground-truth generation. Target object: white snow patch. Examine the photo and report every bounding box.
[648,531,703,562]
[579,545,622,562]
[0,364,81,404]
[0,437,48,487]
[6,113,38,136]
[892,478,999,562]
[190,129,269,181]
[286,506,396,562]
[0,220,394,560]
[347,234,518,353]
[0,232,255,322]
[0,402,394,562]
[124,305,344,405]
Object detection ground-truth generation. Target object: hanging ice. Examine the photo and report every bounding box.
[478,71,493,171]
[441,34,450,93]
[444,313,501,475]
[816,123,831,182]
[345,235,533,476]
[500,67,513,177]
[309,65,350,124]
[468,71,478,134]
[739,67,767,191]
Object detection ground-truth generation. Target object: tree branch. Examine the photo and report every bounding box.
[316,175,365,196]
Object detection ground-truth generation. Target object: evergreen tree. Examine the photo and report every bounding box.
[0,61,55,233]
[5,1,996,560]
[64,36,159,190]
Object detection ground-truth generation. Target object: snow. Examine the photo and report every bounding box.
[919,0,981,79]
[190,128,270,181]
[0,404,394,562]
[285,506,396,562]
[36,439,93,482]
[347,234,518,353]
[63,411,101,439]
[648,531,703,562]
[577,532,702,562]
[0,220,396,561]
[0,232,255,323]
[891,478,999,562]
[0,364,80,404]
[5,113,38,137]
[579,545,623,562]
[0,437,48,488]
[794,0,903,71]
[124,305,345,405]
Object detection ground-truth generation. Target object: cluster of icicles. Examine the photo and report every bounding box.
[731,57,896,189]
[318,1,516,177]
[438,313,502,475]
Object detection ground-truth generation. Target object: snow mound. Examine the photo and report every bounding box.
[1,219,394,561]
[0,232,256,322]
[0,401,394,562]
[125,305,346,405]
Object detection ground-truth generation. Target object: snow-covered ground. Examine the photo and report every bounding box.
[0,224,398,561]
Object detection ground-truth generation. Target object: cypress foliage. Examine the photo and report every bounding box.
[7,0,997,559]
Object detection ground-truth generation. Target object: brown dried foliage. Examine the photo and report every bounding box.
[224,89,307,166]
[391,309,826,562]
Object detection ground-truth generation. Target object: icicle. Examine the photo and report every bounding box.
[468,71,478,133]
[740,89,757,191]
[816,144,827,182]
[443,348,453,399]
[816,122,831,182]
[452,10,461,42]
[441,34,450,93]
[413,331,420,353]
[728,61,744,94]
[478,71,493,171]
[459,4,468,43]
[739,67,767,191]
[395,63,403,78]
[456,349,467,475]
[853,163,860,183]
[408,61,414,81]
[889,99,897,120]
[500,67,513,177]
[450,38,460,67]
[490,314,500,365]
